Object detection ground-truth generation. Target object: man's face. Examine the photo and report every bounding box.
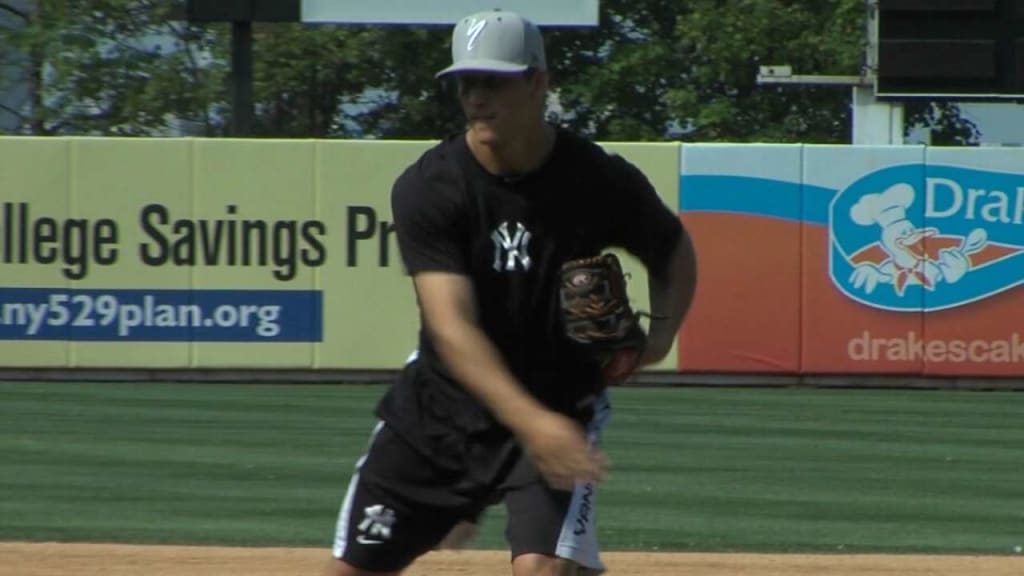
[456,70,543,145]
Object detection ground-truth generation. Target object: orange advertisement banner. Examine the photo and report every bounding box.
[678,144,1024,377]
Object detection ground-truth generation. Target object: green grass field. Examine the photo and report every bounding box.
[1,381,1022,555]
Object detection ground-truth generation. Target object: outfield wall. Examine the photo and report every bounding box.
[0,137,678,372]
[680,145,1024,377]
[0,138,1021,377]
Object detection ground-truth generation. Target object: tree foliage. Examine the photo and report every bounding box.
[0,0,225,135]
[0,0,980,144]
[543,0,977,144]
[247,24,393,137]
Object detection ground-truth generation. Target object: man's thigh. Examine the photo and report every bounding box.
[504,475,604,574]
[504,392,610,574]
[330,423,477,573]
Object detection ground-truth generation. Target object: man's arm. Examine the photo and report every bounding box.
[640,225,697,366]
[413,271,607,490]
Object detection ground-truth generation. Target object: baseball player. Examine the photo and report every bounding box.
[323,9,697,576]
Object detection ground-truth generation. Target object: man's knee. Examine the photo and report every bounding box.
[321,556,400,576]
[511,553,579,576]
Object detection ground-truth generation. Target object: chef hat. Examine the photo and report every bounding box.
[850,183,915,227]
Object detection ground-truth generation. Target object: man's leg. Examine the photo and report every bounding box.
[510,554,580,576]
[504,392,611,576]
[322,422,469,576]
[505,478,604,576]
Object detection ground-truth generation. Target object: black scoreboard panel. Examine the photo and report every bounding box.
[876,0,1024,99]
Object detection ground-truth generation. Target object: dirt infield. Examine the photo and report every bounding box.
[3,543,1023,576]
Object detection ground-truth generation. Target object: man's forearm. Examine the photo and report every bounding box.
[429,319,545,436]
[645,228,698,360]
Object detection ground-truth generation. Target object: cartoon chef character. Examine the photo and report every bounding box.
[848,183,983,295]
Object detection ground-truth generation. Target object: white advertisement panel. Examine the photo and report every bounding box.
[301,0,599,25]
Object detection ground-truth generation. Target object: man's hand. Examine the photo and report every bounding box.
[515,409,608,491]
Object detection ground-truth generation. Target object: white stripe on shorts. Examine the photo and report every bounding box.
[554,390,611,573]
[332,420,385,559]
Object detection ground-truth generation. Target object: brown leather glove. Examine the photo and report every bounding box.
[559,253,647,385]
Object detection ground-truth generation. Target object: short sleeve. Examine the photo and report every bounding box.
[390,157,469,275]
[605,155,682,278]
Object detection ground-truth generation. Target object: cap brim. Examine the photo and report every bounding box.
[435,59,529,79]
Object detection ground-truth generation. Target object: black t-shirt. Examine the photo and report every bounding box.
[376,127,682,472]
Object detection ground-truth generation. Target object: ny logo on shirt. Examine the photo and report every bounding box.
[491,221,532,271]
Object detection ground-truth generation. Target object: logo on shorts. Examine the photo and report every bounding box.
[830,164,1024,311]
[355,504,396,545]
[573,483,595,536]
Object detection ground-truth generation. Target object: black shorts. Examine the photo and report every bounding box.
[330,392,611,573]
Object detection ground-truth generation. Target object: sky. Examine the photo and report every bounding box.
[959,103,1024,146]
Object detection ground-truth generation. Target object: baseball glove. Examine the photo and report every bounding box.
[559,253,647,384]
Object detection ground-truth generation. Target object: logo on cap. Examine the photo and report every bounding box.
[466,18,487,51]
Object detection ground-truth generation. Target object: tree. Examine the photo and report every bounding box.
[0,2,458,139]
[538,0,978,144]
[246,23,403,138]
[0,0,225,135]
[0,0,980,143]
[348,25,465,139]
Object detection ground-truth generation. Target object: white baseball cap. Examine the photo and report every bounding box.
[435,10,547,78]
